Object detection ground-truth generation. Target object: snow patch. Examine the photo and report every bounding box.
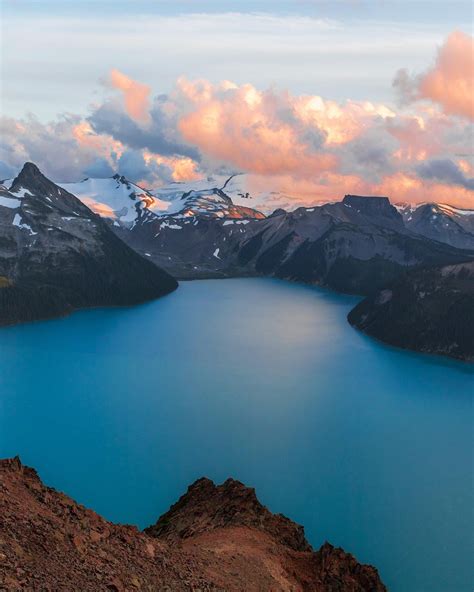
[160,221,182,230]
[13,213,37,235]
[0,195,21,209]
[10,186,30,198]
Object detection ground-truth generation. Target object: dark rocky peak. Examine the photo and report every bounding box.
[11,162,54,194]
[9,162,92,216]
[269,208,287,217]
[342,194,404,228]
[145,476,311,552]
[343,194,391,211]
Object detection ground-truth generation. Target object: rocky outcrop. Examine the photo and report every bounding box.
[145,476,311,552]
[0,457,387,591]
[342,194,404,231]
[348,260,474,362]
[0,163,177,325]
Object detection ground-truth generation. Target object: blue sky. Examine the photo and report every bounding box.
[1,0,472,119]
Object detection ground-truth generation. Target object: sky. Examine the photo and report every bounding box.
[0,0,473,208]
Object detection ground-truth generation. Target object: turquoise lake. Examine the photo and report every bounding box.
[0,278,472,591]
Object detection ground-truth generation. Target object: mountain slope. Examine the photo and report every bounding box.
[399,202,474,249]
[0,457,387,592]
[0,163,177,325]
[348,261,474,361]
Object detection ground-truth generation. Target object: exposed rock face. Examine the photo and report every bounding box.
[0,457,387,592]
[342,195,404,231]
[348,260,474,362]
[0,163,177,325]
[145,477,311,552]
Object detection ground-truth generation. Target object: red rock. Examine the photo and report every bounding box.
[0,458,387,592]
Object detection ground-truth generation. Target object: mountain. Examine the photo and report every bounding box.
[58,174,162,225]
[60,173,266,226]
[0,163,177,325]
[348,260,474,362]
[113,192,474,295]
[398,202,474,250]
[0,456,387,591]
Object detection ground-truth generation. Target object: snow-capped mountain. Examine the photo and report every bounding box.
[59,173,266,226]
[398,202,474,249]
[58,175,168,225]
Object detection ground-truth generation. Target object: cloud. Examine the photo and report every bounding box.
[116,148,175,184]
[0,37,473,209]
[176,79,338,177]
[0,160,16,181]
[88,95,201,161]
[416,158,474,190]
[0,115,103,182]
[0,113,194,186]
[83,157,115,178]
[109,69,151,122]
[394,31,474,120]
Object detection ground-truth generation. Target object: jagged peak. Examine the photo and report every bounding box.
[10,161,55,194]
[20,162,41,175]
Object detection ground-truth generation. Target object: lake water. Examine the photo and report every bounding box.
[0,278,472,591]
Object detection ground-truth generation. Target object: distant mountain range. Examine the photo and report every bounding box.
[1,163,473,361]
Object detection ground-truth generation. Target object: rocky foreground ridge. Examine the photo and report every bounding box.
[0,458,386,591]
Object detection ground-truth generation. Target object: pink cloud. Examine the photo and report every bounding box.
[394,31,474,121]
[109,69,151,123]
[176,79,338,178]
